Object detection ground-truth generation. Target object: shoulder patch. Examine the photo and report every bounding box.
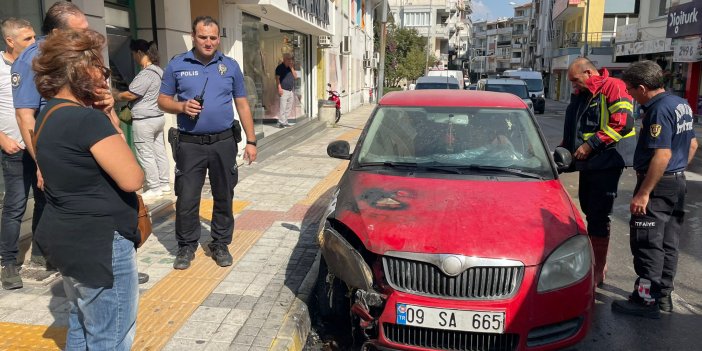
[10,72,20,88]
[650,124,661,138]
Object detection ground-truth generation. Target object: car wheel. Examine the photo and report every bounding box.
[315,257,351,323]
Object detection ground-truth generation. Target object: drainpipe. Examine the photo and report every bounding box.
[583,0,589,58]
[378,0,388,100]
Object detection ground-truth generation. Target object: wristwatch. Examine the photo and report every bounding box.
[246,140,257,146]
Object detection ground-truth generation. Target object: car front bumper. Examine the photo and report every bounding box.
[371,266,593,351]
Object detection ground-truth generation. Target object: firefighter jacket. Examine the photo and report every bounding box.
[562,68,636,171]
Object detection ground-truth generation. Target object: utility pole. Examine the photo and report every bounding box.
[583,0,590,57]
[377,0,388,100]
[425,0,433,75]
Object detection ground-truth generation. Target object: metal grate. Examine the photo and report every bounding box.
[383,323,519,351]
[383,256,523,299]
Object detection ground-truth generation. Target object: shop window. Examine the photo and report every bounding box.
[242,14,310,137]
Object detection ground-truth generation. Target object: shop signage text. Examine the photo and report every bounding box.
[667,0,702,38]
[616,23,638,43]
[615,38,673,56]
[673,37,702,62]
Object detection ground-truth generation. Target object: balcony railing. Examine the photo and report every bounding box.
[554,31,615,49]
[497,40,512,46]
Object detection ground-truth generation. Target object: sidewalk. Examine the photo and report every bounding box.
[0,104,375,350]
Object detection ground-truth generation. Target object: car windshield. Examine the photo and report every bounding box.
[415,83,460,90]
[523,78,544,92]
[355,106,554,178]
[485,84,529,99]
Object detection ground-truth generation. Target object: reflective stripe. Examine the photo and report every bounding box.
[608,101,633,114]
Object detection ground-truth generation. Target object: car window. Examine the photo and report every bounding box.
[415,83,460,90]
[356,106,553,178]
[485,84,529,99]
[523,78,544,92]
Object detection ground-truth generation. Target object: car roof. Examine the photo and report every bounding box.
[378,90,526,108]
[480,78,528,85]
[416,76,460,84]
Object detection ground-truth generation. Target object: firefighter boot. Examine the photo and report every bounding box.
[590,236,609,287]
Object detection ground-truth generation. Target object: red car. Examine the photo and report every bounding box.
[317,90,593,351]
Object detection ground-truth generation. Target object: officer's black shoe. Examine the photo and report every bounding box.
[209,243,233,267]
[612,297,660,319]
[1,263,22,290]
[658,294,673,312]
[173,246,195,270]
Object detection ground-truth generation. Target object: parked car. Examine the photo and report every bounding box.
[467,83,477,90]
[415,76,461,90]
[427,69,465,88]
[317,89,593,351]
[503,69,546,114]
[477,78,534,113]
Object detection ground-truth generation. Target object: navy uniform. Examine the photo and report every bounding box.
[621,92,696,315]
[8,38,47,265]
[160,50,246,256]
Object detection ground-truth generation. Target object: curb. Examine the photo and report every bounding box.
[269,251,321,351]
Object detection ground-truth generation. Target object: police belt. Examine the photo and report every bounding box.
[179,129,233,144]
[635,170,684,177]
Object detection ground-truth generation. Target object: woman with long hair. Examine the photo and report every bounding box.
[32,29,143,350]
[115,39,169,199]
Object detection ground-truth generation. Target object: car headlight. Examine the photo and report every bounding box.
[539,94,545,99]
[537,235,591,292]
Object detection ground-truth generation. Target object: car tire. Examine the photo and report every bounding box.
[315,257,351,324]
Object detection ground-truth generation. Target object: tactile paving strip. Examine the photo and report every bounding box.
[132,229,262,350]
[0,323,66,350]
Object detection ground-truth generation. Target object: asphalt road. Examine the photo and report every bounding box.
[306,99,702,350]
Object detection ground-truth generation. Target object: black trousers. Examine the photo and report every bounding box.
[578,168,623,237]
[174,137,239,248]
[630,173,686,298]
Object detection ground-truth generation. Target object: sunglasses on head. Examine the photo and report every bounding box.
[87,50,112,79]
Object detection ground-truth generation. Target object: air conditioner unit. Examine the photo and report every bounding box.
[341,36,351,54]
[373,52,379,62]
[363,52,370,60]
[318,35,332,47]
[372,58,379,68]
[363,58,372,68]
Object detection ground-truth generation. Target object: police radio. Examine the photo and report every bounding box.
[193,78,208,119]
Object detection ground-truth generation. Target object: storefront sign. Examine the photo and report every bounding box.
[616,24,638,43]
[615,38,673,56]
[673,37,702,62]
[667,0,702,38]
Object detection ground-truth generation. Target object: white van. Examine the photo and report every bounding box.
[502,69,545,114]
[427,70,465,89]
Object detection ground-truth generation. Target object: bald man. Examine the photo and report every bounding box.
[560,57,636,287]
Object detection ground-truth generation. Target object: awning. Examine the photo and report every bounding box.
[228,0,332,36]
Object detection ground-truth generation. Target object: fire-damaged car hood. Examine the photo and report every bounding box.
[331,171,582,266]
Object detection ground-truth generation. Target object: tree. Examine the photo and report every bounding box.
[381,25,437,87]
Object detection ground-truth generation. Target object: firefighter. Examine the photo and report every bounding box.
[560,57,636,287]
[612,60,697,318]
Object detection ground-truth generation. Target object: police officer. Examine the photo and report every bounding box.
[561,57,636,287]
[158,16,257,270]
[612,61,697,318]
[11,1,89,273]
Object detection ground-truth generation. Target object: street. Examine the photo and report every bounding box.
[306,99,702,350]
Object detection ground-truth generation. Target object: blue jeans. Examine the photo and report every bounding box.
[63,232,138,351]
[0,150,45,265]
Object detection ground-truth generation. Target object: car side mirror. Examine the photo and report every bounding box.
[553,147,573,173]
[327,140,351,160]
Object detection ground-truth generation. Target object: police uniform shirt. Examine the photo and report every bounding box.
[160,50,247,135]
[11,37,45,111]
[634,92,696,173]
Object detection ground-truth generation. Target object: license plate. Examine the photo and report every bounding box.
[396,303,505,334]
